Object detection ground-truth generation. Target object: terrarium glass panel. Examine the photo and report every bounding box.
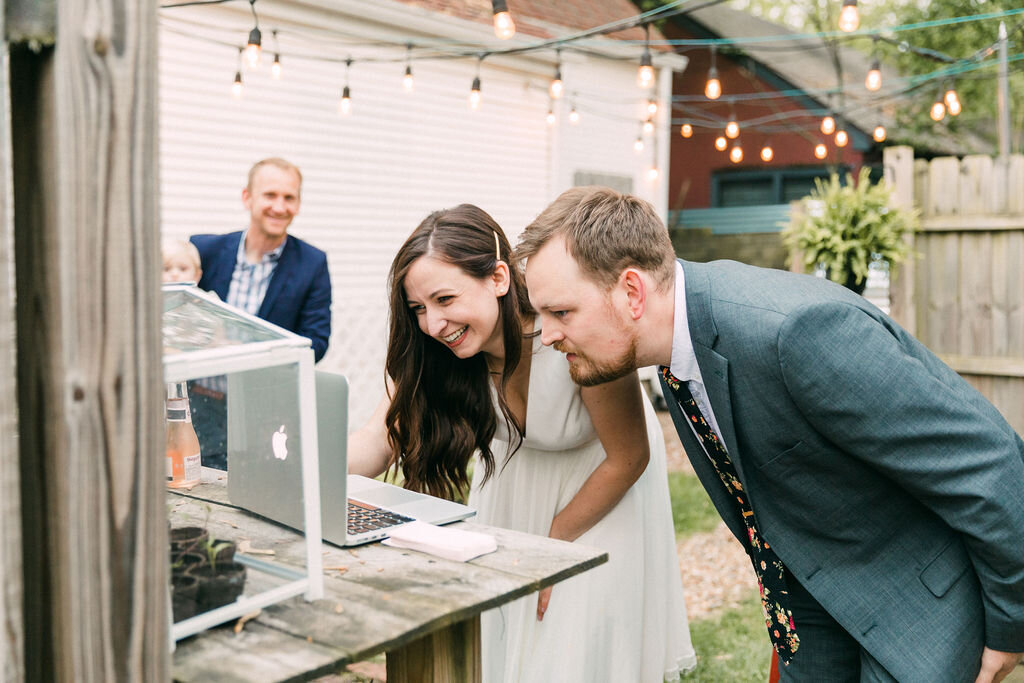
[162,286,284,354]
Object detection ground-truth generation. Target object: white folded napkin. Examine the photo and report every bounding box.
[382,521,497,562]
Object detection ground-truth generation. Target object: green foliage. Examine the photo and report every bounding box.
[204,538,232,572]
[781,168,919,287]
[668,470,722,538]
[681,594,772,682]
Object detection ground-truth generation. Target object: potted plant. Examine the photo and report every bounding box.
[781,168,919,294]
[169,518,246,621]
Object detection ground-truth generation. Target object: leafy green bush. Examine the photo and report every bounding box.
[781,168,919,288]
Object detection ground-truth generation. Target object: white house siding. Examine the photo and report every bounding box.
[158,0,681,425]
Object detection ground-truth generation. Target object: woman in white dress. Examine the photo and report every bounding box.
[349,205,696,682]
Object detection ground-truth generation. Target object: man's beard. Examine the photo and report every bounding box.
[556,336,639,387]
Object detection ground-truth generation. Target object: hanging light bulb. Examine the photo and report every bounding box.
[569,104,580,125]
[930,93,946,121]
[680,122,693,138]
[714,135,728,151]
[725,107,739,139]
[820,113,836,135]
[469,76,482,110]
[945,82,961,116]
[492,0,515,40]
[705,46,722,100]
[760,143,774,162]
[271,30,282,79]
[647,167,660,181]
[403,44,414,92]
[637,50,654,88]
[546,108,556,126]
[948,97,962,117]
[873,124,887,142]
[865,58,882,91]
[246,27,262,67]
[339,58,352,115]
[647,98,658,116]
[232,48,243,98]
[550,65,563,99]
[814,143,828,159]
[835,129,849,147]
[634,136,645,153]
[729,143,743,164]
[839,0,860,32]
[643,117,654,135]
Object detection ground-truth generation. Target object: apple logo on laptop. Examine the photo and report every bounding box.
[272,425,288,460]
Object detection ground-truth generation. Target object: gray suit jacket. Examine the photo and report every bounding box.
[661,259,1024,681]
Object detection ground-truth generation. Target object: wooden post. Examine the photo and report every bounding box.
[884,146,915,334]
[0,1,25,678]
[387,616,483,683]
[10,0,166,679]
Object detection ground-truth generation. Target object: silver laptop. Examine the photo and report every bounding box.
[226,366,475,546]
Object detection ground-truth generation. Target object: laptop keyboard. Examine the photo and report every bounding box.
[347,499,414,535]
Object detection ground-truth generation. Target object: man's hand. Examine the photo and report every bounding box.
[974,647,1024,683]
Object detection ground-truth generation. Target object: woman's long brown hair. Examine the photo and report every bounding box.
[384,205,534,499]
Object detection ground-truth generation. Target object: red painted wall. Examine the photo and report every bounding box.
[666,25,867,210]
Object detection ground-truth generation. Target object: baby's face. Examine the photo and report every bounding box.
[163,254,201,283]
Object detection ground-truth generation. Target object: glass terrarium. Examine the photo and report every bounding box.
[162,282,324,641]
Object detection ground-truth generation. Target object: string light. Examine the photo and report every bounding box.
[569,102,580,125]
[714,135,728,151]
[550,51,563,99]
[403,44,414,92]
[680,122,693,138]
[469,57,482,110]
[725,101,739,138]
[637,26,654,88]
[705,46,722,100]
[729,142,743,164]
[944,81,961,116]
[820,113,836,135]
[865,59,881,91]
[245,0,262,68]
[873,124,887,142]
[760,142,774,162]
[492,0,515,40]
[339,58,352,115]
[271,29,281,79]
[647,97,658,116]
[839,0,860,33]
[814,142,828,159]
[546,107,556,126]
[929,90,946,121]
[634,135,645,153]
[643,117,654,135]
[647,166,659,181]
[232,47,243,98]
[835,128,849,147]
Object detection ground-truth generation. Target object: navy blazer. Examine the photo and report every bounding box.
[661,259,1024,681]
[190,231,332,361]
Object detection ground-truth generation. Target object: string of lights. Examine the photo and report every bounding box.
[159,0,1020,167]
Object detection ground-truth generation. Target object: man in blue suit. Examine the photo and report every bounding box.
[519,186,1024,682]
[189,158,332,468]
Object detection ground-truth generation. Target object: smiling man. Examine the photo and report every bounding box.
[187,158,332,468]
[518,185,1024,683]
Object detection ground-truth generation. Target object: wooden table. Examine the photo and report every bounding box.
[168,478,606,682]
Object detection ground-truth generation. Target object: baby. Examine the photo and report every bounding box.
[162,239,203,284]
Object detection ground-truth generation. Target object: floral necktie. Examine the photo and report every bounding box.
[661,367,800,664]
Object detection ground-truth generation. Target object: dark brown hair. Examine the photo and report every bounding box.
[517,186,676,291]
[384,205,534,499]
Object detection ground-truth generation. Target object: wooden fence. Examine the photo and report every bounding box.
[886,146,1024,434]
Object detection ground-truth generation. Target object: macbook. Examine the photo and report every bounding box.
[225,366,475,546]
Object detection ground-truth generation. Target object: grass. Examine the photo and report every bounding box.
[681,593,772,682]
[667,470,723,538]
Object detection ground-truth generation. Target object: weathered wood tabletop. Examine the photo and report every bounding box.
[168,476,607,682]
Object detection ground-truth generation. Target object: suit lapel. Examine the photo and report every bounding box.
[210,233,241,300]
[258,235,293,319]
